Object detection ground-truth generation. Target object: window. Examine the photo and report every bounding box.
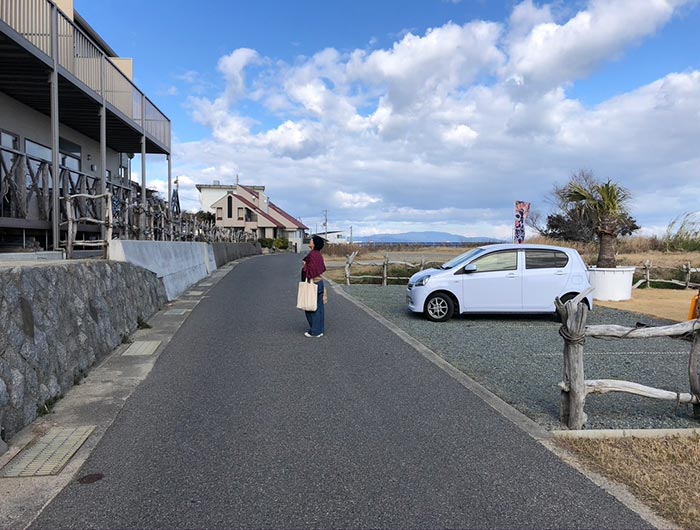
[26,139,52,161]
[525,250,569,269]
[1,130,19,150]
[216,207,222,220]
[59,138,81,159]
[227,196,233,218]
[237,207,244,221]
[472,251,518,272]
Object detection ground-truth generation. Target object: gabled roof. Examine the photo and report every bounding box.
[239,184,260,200]
[236,194,285,228]
[268,202,308,230]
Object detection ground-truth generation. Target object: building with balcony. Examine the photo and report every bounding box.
[0,0,172,251]
[196,181,308,252]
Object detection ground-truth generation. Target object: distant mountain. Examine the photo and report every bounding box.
[353,231,503,244]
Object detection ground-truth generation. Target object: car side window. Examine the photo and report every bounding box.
[471,251,518,272]
[525,250,569,269]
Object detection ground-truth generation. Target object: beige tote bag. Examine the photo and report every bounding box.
[296,280,318,311]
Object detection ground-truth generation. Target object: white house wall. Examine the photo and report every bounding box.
[0,91,121,176]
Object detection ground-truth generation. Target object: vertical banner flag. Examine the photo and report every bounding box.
[514,201,531,243]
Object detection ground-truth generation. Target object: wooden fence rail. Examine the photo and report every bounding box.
[636,260,700,289]
[344,251,442,286]
[344,253,700,290]
[556,291,700,429]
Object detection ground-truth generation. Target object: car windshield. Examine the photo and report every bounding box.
[440,247,488,270]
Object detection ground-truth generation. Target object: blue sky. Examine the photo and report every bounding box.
[75,0,700,239]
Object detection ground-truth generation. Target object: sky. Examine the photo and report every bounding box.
[74,0,700,239]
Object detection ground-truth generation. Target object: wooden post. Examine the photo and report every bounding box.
[65,196,74,259]
[382,255,389,286]
[556,295,590,429]
[105,192,112,260]
[345,251,357,285]
[689,330,700,417]
[685,262,692,289]
[644,260,651,288]
[419,257,425,271]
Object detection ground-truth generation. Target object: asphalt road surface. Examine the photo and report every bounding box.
[30,254,652,529]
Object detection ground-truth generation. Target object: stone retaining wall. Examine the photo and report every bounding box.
[0,261,167,445]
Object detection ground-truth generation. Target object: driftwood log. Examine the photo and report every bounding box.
[555,290,592,430]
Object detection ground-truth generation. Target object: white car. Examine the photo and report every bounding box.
[406,243,593,322]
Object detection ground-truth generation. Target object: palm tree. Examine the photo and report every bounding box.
[563,177,634,268]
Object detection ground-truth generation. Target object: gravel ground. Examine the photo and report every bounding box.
[341,284,700,431]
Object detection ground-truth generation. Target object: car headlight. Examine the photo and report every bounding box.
[414,275,431,287]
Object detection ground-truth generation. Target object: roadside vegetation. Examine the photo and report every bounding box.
[558,435,700,529]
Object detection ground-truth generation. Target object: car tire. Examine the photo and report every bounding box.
[425,292,454,322]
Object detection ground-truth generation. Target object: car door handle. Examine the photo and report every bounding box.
[554,271,567,275]
[506,273,517,278]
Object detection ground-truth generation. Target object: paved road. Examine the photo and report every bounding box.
[30,254,652,529]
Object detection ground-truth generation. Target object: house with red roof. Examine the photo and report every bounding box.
[196,181,308,252]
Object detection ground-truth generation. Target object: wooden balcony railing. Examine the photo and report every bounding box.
[0,0,171,150]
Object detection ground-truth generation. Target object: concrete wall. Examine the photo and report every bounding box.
[211,242,260,268]
[110,241,261,300]
[0,261,167,445]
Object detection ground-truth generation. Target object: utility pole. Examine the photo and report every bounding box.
[350,225,353,244]
[323,210,328,241]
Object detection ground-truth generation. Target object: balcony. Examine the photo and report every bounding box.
[0,0,170,155]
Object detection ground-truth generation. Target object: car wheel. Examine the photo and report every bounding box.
[425,293,454,322]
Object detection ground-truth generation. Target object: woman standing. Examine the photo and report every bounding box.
[302,235,327,337]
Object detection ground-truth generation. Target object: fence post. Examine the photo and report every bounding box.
[105,192,112,260]
[65,196,74,259]
[556,296,589,429]
[685,262,692,289]
[689,330,700,417]
[419,257,425,271]
[345,251,357,285]
[644,260,651,288]
[382,255,388,286]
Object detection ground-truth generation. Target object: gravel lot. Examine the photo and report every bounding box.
[341,284,700,431]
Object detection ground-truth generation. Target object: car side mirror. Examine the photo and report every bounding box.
[464,263,477,273]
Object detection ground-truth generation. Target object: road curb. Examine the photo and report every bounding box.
[553,427,700,439]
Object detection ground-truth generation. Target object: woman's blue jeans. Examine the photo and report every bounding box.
[305,280,325,336]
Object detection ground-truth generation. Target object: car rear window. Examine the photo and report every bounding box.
[525,250,569,269]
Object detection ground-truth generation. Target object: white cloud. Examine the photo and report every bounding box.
[169,1,699,237]
[503,0,691,92]
[333,191,382,209]
[217,48,259,104]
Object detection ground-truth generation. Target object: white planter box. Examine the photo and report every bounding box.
[588,266,636,301]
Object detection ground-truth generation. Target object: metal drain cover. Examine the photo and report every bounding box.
[0,426,95,477]
[123,340,161,356]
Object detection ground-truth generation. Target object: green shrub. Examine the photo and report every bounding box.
[273,238,289,250]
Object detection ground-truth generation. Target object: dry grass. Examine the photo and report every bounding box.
[558,436,700,530]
